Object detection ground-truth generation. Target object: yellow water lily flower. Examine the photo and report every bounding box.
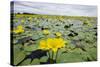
[47,38,65,53]
[43,30,50,35]
[39,40,49,50]
[54,38,65,48]
[13,29,24,34]
[39,37,65,53]
[55,32,62,37]
[17,25,23,29]
[47,38,58,53]
[13,25,24,34]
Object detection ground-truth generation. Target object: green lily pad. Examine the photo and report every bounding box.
[24,44,38,51]
[60,52,83,63]
[31,59,40,65]
[14,51,26,65]
[20,59,31,65]
[87,48,97,60]
[32,34,41,40]
[40,56,48,62]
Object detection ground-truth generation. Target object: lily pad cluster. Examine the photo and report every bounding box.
[11,14,97,66]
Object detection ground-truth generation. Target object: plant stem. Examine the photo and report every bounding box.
[48,50,50,59]
[55,49,59,62]
[52,51,54,60]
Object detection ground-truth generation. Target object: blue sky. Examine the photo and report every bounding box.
[13,1,97,17]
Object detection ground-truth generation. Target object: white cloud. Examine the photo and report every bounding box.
[12,1,97,17]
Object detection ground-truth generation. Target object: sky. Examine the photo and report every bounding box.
[12,1,97,17]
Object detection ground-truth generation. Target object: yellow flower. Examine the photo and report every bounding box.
[39,37,65,53]
[47,38,58,53]
[46,38,52,48]
[43,30,50,35]
[54,38,65,48]
[39,40,49,50]
[17,25,23,29]
[47,38,65,53]
[55,32,62,37]
[13,25,24,34]
[14,29,24,34]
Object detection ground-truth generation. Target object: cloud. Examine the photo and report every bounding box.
[12,1,97,17]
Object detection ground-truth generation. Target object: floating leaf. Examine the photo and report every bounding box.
[87,48,97,60]
[31,59,40,65]
[24,44,38,51]
[40,56,48,62]
[60,52,83,63]
[20,59,31,65]
[32,34,41,40]
[14,51,25,65]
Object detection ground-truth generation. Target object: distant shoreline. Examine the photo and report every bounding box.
[11,13,97,18]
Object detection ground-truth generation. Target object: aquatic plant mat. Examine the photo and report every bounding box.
[10,2,97,66]
[11,14,97,66]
